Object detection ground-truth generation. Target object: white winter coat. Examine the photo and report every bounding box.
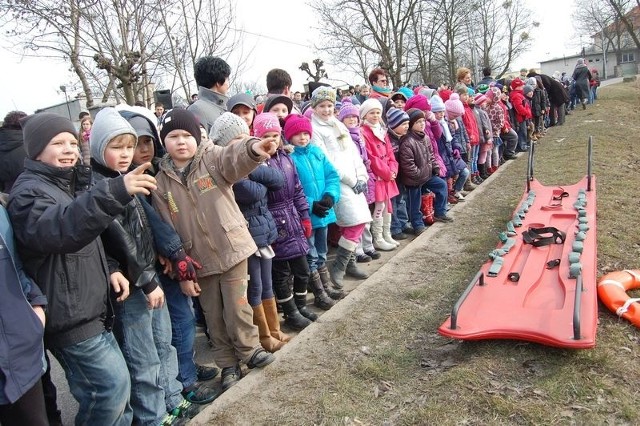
[310,114,372,227]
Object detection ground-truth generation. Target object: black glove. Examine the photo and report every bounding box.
[171,248,203,282]
[433,166,440,176]
[311,201,329,218]
[318,194,334,209]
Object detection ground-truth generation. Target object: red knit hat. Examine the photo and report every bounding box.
[253,113,281,138]
[438,89,453,102]
[283,114,313,141]
[404,94,431,112]
[510,78,524,91]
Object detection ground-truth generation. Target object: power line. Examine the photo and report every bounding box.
[228,26,314,49]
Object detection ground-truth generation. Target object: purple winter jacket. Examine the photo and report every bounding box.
[266,148,310,260]
[348,126,375,204]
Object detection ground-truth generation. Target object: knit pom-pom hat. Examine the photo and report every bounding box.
[444,93,465,119]
[338,99,360,122]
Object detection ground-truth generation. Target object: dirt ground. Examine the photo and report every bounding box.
[188,80,640,425]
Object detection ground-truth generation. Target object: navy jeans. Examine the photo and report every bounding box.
[51,331,132,426]
[306,226,328,272]
[390,185,409,235]
[113,288,183,424]
[247,253,275,307]
[161,274,198,390]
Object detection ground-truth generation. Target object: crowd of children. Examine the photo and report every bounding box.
[0,58,585,425]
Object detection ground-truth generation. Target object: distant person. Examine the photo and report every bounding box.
[78,111,90,121]
[260,68,300,114]
[155,102,165,125]
[79,115,92,144]
[191,93,199,103]
[188,56,231,132]
[478,67,495,86]
[354,84,370,104]
[368,68,392,99]
[0,111,27,192]
[572,59,592,110]
[292,91,303,110]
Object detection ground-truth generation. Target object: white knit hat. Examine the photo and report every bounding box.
[209,112,250,147]
[359,98,383,120]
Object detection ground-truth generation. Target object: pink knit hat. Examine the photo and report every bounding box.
[444,93,465,119]
[253,113,281,138]
[283,114,313,141]
[404,94,431,112]
[474,93,488,106]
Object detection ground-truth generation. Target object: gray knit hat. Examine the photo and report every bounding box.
[209,112,250,147]
[20,113,78,160]
[90,107,137,168]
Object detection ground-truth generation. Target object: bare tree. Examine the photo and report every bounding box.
[606,0,640,50]
[299,59,328,82]
[313,0,420,88]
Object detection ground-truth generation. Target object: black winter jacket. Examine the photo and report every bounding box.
[92,161,159,294]
[0,128,27,192]
[7,159,132,349]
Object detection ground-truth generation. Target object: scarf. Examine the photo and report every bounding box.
[439,118,453,142]
[365,121,387,140]
[371,85,393,96]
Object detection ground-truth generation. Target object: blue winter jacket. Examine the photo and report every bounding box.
[266,148,310,260]
[290,144,340,229]
[233,165,284,248]
[0,204,46,404]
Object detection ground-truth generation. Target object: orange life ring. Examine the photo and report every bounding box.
[597,270,640,327]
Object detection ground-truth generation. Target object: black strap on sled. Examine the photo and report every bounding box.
[522,227,566,247]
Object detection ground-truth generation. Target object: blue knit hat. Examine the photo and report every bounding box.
[386,107,409,130]
[397,87,414,100]
[430,95,446,113]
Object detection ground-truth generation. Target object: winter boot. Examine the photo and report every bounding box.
[308,270,336,310]
[252,303,285,352]
[329,236,357,288]
[316,265,344,299]
[262,297,290,343]
[421,193,435,225]
[381,212,400,248]
[345,253,369,279]
[479,163,489,180]
[294,292,318,321]
[280,297,311,331]
[463,175,477,192]
[372,216,396,251]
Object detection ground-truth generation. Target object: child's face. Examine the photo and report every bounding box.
[165,129,198,167]
[268,103,289,121]
[314,100,334,120]
[459,93,469,104]
[290,132,311,147]
[37,132,80,168]
[232,105,255,128]
[261,131,281,147]
[342,115,359,129]
[133,135,155,165]
[525,91,533,99]
[434,111,445,120]
[104,134,136,173]
[411,118,426,132]
[393,98,406,110]
[81,120,92,131]
[364,109,382,125]
[392,122,410,136]
[200,125,208,143]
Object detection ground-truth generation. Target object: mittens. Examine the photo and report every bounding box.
[311,201,329,218]
[352,180,367,194]
[301,218,312,238]
[318,194,334,209]
[452,149,460,159]
[171,248,203,282]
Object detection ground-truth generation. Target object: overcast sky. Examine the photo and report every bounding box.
[0,0,578,116]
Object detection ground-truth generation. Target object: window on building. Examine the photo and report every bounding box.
[621,53,636,63]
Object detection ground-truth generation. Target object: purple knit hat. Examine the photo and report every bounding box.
[338,98,360,122]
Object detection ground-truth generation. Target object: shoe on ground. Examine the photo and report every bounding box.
[435,214,454,223]
[392,232,408,240]
[221,364,243,392]
[169,399,205,419]
[414,227,426,236]
[182,381,219,405]
[356,253,372,263]
[447,194,459,204]
[161,413,188,426]
[454,192,465,201]
[196,364,219,381]
[364,249,381,260]
[503,153,517,160]
[247,348,275,369]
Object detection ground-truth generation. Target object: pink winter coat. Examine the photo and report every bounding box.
[361,124,400,206]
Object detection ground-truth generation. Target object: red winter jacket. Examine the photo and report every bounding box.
[461,104,480,146]
[509,90,532,123]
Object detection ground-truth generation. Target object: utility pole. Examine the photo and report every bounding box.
[59,85,72,120]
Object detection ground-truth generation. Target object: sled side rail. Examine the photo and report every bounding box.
[449,271,486,330]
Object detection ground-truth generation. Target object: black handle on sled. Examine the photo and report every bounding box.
[526,142,535,193]
[450,271,485,330]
